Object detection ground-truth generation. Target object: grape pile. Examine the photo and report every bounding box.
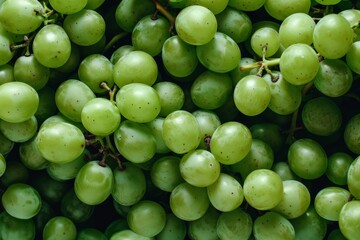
[1,0,360,239]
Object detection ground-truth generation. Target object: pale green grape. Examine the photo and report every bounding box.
[228,0,265,11]
[279,43,320,85]
[0,116,37,143]
[207,173,243,212]
[0,211,35,240]
[196,32,241,73]
[347,155,360,199]
[180,149,220,187]
[0,64,14,85]
[0,153,5,176]
[157,213,186,240]
[243,169,283,210]
[344,113,360,154]
[254,211,295,239]
[162,110,202,154]
[0,27,14,65]
[175,5,217,45]
[113,50,158,88]
[0,82,39,123]
[63,9,105,46]
[279,12,315,47]
[19,136,48,171]
[186,0,228,14]
[346,41,360,75]
[145,117,171,154]
[326,152,353,186]
[113,120,157,163]
[192,110,221,150]
[210,121,252,165]
[339,200,360,240]
[272,162,299,181]
[49,0,87,14]
[313,13,354,59]
[315,0,342,5]
[112,162,146,206]
[153,81,185,117]
[251,27,280,57]
[264,0,311,21]
[216,208,253,240]
[339,9,360,42]
[36,121,85,164]
[42,216,77,240]
[188,206,219,240]
[170,182,210,221]
[32,24,72,68]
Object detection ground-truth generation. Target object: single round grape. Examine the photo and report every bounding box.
[251,27,280,57]
[153,81,185,117]
[0,27,15,65]
[196,32,241,73]
[150,156,183,192]
[0,211,35,240]
[186,0,228,14]
[243,169,283,210]
[339,9,360,42]
[113,50,158,88]
[0,81,39,123]
[0,116,38,143]
[188,206,219,240]
[272,162,299,181]
[315,0,341,4]
[228,0,265,11]
[253,211,295,239]
[85,0,105,9]
[19,137,48,171]
[49,0,87,14]
[264,0,311,21]
[77,228,107,240]
[210,121,252,165]
[346,41,360,75]
[326,152,353,186]
[2,183,42,219]
[42,216,77,240]
[192,110,221,150]
[313,13,354,59]
[145,117,171,154]
[216,207,252,240]
[348,155,360,199]
[0,153,5,176]
[339,200,360,240]
[344,113,360,154]
[0,64,14,85]
[154,213,187,240]
[63,9,105,46]
[32,24,72,68]
[175,5,217,45]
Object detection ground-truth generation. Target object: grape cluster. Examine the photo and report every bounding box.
[1,0,360,239]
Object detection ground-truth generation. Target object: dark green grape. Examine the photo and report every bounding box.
[0,211,36,240]
[42,216,77,240]
[77,228,107,240]
[157,213,187,240]
[60,188,94,223]
[326,152,353,186]
[344,113,360,154]
[188,206,219,240]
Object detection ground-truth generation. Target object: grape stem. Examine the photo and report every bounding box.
[100,82,118,103]
[240,58,281,78]
[150,0,176,32]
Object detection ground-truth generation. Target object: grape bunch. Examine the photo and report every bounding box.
[0,0,360,239]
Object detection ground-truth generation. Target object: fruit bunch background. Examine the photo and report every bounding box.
[1,0,360,239]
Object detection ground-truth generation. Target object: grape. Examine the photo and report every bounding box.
[279,43,320,86]
[0,116,38,143]
[36,121,85,164]
[327,229,347,240]
[346,41,360,75]
[251,27,280,57]
[313,13,354,59]
[157,213,186,240]
[175,5,217,46]
[233,75,271,116]
[85,0,105,9]
[153,81,185,117]
[344,113,360,154]
[63,9,105,46]
[19,136,48,171]
[0,153,5,176]
[186,0,228,14]
[249,122,284,154]
[0,0,44,34]
[2,183,42,219]
[35,87,57,124]
[210,121,252,165]
[326,152,353,186]
[0,64,14,85]
[192,110,221,150]
[338,9,360,42]
[109,229,152,240]
[0,211,36,240]
[188,206,219,240]
[77,228,107,240]
[49,0,87,14]
[272,162,300,181]
[42,216,77,240]
[264,0,311,21]
[145,117,171,153]
[253,211,295,239]
[0,27,14,65]
[196,32,241,73]
[339,200,360,240]
[347,155,360,199]
[127,200,166,237]
[110,45,135,64]
[228,0,265,11]
[0,81,39,123]
[315,0,342,6]
[32,24,72,68]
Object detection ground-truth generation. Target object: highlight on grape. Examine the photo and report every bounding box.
[1,0,360,239]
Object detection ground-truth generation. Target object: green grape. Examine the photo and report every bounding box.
[0,27,14,65]
[327,229,347,240]
[338,9,360,42]
[36,121,85,164]
[210,121,252,165]
[279,12,315,47]
[0,81,39,123]
[2,183,42,219]
[19,136,48,171]
[216,7,252,43]
[85,0,105,9]
[346,41,360,75]
[228,0,265,11]
[279,43,320,86]
[188,206,219,240]
[326,152,353,186]
[180,149,220,187]
[344,113,360,154]
[313,13,354,59]
[186,0,228,14]
[55,79,96,122]
[254,211,295,240]
[234,75,271,116]
[60,188,94,224]
[132,15,170,56]
[243,169,283,210]
[230,139,274,180]
[145,117,171,153]
[162,110,202,154]
[192,110,221,150]
[77,228,107,240]
[251,27,280,57]
[0,64,14,85]
[63,9,105,46]
[74,160,113,205]
[288,138,328,180]
[32,24,72,68]
[263,71,302,115]
[0,211,35,240]
[230,57,259,85]
[0,0,44,34]
[0,153,5,176]
[110,45,135,64]
[113,50,158,88]
[0,116,37,143]
[150,155,183,192]
[191,70,233,110]
[42,216,77,240]
[339,200,360,240]
[0,131,14,156]
[348,155,360,199]
[40,113,86,133]
[272,162,300,181]
[264,0,311,21]
[110,229,153,240]
[161,35,199,77]
[49,0,87,14]
[216,208,253,240]
[81,97,121,136]
[112,162,146,206]
[207,173,244,212]
[301,96,342,136]
[313,59,353,97]
[78,53,114,94]
[170,182,210,221]
[249,122,284,154]
[196,32,241,73]
[35,86,57,124]
[157,213,186,240]
[175,5,217,46]
[115,0,155,32]
[153,81,185,117]
[315,0,341,4]
[113,120,157,163]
